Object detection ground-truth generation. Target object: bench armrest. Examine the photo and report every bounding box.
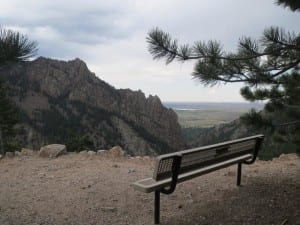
[160,155,182,194]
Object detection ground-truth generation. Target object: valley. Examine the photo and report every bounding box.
[164,102,264,128]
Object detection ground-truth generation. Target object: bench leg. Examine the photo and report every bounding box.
[237,163,242,186]
[155,190,160,224]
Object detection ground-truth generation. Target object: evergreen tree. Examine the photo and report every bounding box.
[0,27,37,154]
[146,2,299,150]
[276,0,300,11]
[0,78,19,154]
[0,28,37,64]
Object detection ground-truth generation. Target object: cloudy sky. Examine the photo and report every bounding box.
[1,0,299,102]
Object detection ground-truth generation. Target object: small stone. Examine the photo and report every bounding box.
[100,207,117,212]
[178,204,183,209]
[127,168,136,173]
[224,171,236,177]
[5,152,14,158]
[38,173,46,178]
[112,164,120,168]
[187,199,194,204]
[0,154,3,160]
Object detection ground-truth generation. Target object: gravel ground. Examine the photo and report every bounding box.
[0,153,299,225]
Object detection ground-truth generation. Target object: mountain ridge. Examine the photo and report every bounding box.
[1,57,184,155]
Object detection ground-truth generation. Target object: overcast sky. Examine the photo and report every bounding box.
[1,0,299,102]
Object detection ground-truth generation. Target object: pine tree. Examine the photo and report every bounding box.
[146,1,299,151]
[0,78,19,154]
[0,27,37,154]
[276,0,300,11]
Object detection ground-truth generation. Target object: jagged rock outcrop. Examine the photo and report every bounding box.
[1,57,184,155]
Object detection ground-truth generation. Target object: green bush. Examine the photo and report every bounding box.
[65,135,94,152]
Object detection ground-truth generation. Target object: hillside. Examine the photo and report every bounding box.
[182,118,299,160]
[0,153,299,225]
[1,57,184,155]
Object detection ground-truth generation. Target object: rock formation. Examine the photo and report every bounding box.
[1,57,184,155]
[39,144,67,158]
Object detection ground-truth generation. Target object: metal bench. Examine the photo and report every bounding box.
[132,134,264,224]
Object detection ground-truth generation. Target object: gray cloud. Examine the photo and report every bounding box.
[1,1,137,45]
[1,0,299,101]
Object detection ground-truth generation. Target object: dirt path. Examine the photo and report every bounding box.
[0,153,299,225]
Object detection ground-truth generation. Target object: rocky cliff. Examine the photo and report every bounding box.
[1,57,184,155]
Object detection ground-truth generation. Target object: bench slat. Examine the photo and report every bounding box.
[132,154,253,193]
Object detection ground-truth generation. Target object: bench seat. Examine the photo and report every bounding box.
[132,134,264,224]
[133,154,252,193]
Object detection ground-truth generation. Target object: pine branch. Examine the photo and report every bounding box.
[0,28,38,64]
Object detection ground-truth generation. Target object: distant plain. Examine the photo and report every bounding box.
[164,102,264,128]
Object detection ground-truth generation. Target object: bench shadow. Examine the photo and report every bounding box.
[161,176,300,225]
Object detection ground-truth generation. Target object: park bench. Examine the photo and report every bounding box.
[132,134,264,224]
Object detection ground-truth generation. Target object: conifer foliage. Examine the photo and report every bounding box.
[0,27,37,154]
[147,1,299,149]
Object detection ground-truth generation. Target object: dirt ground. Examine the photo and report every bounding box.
[0,153,299,225]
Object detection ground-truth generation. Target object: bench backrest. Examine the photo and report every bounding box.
[153,134,264,181]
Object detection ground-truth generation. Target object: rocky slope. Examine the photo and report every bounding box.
[1,57,184,155]
[183,119,253,148]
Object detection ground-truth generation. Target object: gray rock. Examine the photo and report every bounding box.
[5,152,14,158]
[79,150,88,155]
[14,151,22,156]
[0,154,3,160]
[108,146,125,157]
[39,144,67,158]
[87,150,96,156]
[21,148,35,156]
[97,150,107,155]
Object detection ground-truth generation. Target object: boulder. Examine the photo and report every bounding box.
[108,146,125,157]
[79,150,88,155]
[277,153,298,161]
[21,148,35,156]
[39,144,67,158]
[97,150,107,155]
[5,152,14,158]
[14,151,22,156]
[87,150,96,156]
